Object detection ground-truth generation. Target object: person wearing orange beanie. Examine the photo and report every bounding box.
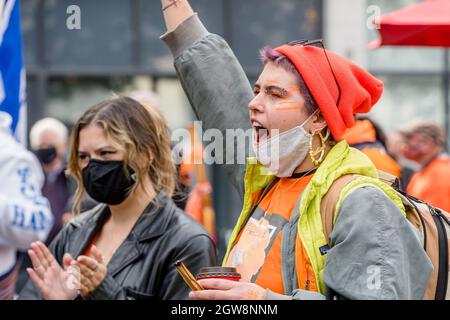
[160,0,432,300]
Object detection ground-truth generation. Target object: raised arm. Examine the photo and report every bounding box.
[160,0,254,198]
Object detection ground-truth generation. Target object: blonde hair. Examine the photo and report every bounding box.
[67,96,176,214]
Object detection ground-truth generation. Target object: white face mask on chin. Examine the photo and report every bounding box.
[253,111,318,177]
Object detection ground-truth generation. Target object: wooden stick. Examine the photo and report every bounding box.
[174,260,204,291]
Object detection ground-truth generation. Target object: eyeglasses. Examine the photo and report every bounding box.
[286,39,341,107]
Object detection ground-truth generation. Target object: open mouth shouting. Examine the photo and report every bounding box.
[252,121,270,144]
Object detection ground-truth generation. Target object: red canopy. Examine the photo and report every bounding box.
[370,0,450,48]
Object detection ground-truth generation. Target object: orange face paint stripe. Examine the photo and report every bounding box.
[275,101,304,105]
[274,106,303,111]
[286,85,301,92]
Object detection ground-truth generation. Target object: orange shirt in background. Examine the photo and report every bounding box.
[344,119,401,177]
[407,155,450,212]
[360,147,401,178]
[225,173,318,294]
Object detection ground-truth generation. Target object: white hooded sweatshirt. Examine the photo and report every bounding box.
[0,111,53,276]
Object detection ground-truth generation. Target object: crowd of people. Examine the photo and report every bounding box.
[1,0,450,300]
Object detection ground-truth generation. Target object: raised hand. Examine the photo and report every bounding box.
[26,241,79,300]
[161,0,194,32]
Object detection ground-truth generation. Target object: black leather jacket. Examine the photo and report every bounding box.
[19,192,217,300]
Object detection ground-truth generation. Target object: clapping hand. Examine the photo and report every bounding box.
[27,241,80,300]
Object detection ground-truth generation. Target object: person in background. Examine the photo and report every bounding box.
[0,111,53,299]
[344,117,401,178]
[29,118,72,244]
[180,124,216,242]
[400,120,450,212]
[386,130,420,191]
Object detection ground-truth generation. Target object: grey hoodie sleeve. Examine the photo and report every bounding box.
[322,186,433,300]
[161,14,254,198]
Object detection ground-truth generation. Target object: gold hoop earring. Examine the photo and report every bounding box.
[309,128,330,166]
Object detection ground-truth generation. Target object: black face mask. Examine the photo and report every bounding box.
[34,147,57,164]
[82,159,135,205]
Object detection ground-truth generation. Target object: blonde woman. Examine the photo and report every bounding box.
[19,96,217,300]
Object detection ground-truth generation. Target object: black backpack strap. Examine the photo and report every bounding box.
[431,207,449,300]
[402,192,428,251]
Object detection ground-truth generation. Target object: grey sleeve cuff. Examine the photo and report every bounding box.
[160,13,210,58]
[264,289,326,300]
[265,289,292,300]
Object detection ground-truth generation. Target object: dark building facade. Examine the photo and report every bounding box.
[21,0,323,257]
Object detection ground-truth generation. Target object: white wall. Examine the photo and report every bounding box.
[323,0,368,67]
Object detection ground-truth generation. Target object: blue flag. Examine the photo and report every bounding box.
[0,0,27,144]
